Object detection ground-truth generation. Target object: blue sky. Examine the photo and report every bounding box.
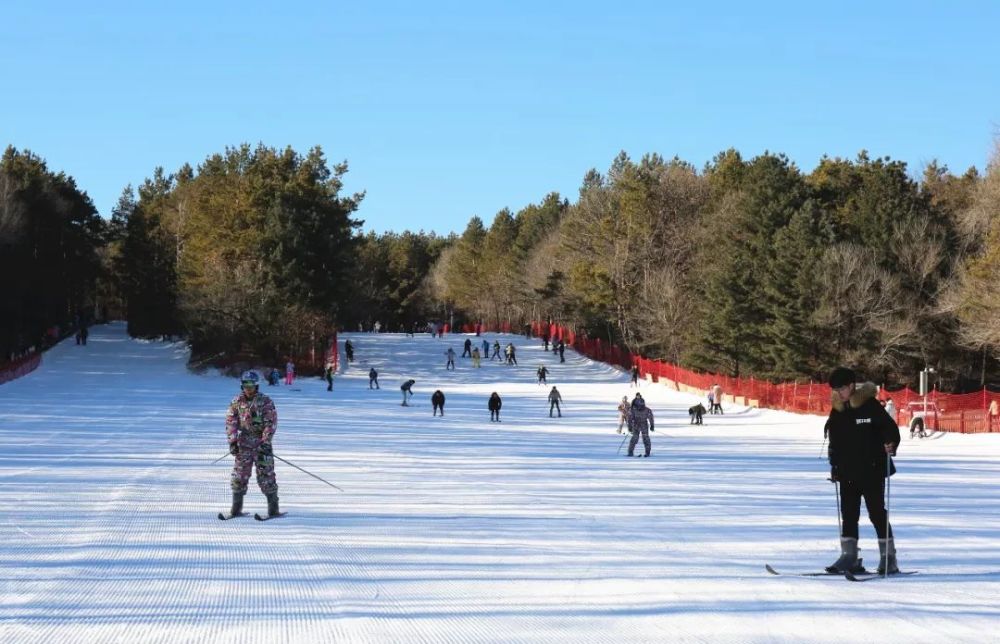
[2,1,997,235]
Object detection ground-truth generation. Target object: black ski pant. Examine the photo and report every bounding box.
[550,401,561,417]
[839,476,893,540]
[433,403,444,416]
[490,410,500,421]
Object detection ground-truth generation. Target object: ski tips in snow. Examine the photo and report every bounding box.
[845,570,919,582]
[217,512,244,521]
[254,512,287,521]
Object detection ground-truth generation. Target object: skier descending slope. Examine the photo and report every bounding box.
[221,371,281,519]
[625,395,654,457]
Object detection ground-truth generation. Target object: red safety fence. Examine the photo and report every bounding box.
[532,321,999,433]
[0,353,42,386]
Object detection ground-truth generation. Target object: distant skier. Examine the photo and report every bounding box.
[537,365,548,385]
[400,379,415,406]
[285,360,295,386]
[445,347,456,370]
[267,368,281,386]
[482,339,490,359]
[548,386,562,418]
[472,347,482,368]
[558,341,565,363]
[488,392,502,422]
[505,343,517,366]
[223,371,280,519]
[689,403,706,425]
[711,384,723,414]
[617,396,629,433]
[491,340,502,361]
[431,390,446,416]
[630,365,640,387]
[625,396,654,458]
[344,340,354,363]
[542,333,550,351]
[324,364,334,392]
[369,367,379,389]
[462,338,472,358]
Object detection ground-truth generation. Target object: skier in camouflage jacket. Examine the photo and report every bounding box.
[225,371,280,517]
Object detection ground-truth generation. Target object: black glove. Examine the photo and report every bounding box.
[257,442,272,457]
[649,425,655,432]
[229,442,239,455]
[829,466,839,482]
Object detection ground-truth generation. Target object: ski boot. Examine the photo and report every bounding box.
[266,492,281,518]
[825,537,866,574]
[877,538,899,575]
[230,492,245,517]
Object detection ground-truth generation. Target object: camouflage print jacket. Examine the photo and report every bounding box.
[226,391,277,444]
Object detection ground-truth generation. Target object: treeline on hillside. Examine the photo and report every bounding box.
[0,147,107,360]
[430,149,1000,390]
[4,141,999,390]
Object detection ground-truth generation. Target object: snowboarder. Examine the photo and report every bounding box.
[472,347,482,368]
[824,367,901,575]
[285,360,295,386]
[324,364,334,391]
[369,367,379,389]
[689,403,706,425]
[617,396,629,433]
[626,396,655,457]
[400,379,415,406]
[548,386,562,418]
[537,365,548,384]
[462,338,472,358]
[224,371,280,518]
[445,347,456,370]
[345,340,354,363]
[431,390,445,416]
[488,392,502,422]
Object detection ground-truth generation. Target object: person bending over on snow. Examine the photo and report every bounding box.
[688,403,706,425]
[225,371,280,518]
[432,390,445,416]
[401,379,415,406]
[625,396,654,458]
[488,392,502,422]
[824,366,901,575]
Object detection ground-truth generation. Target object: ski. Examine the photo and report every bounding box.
[765,564,871,577]
[845,570,919,582]
[254,512,287,521]
[217,512,246,521]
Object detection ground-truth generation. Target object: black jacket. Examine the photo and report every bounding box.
[488,394,502,411]
[431,391,445,406]
[825,382,900,482]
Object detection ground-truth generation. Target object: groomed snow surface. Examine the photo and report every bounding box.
[1,323,998,643]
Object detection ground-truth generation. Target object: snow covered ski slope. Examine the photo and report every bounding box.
[1,323,998,643]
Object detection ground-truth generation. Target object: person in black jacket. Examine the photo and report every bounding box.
[431,390,445,416]
[488,392,502,422]
[824,367,901,575]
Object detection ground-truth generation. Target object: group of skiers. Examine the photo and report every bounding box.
[221,337,904,578]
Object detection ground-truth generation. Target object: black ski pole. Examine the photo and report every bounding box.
[819,433,827,459]
[212,452,231,465]
[273,453,343,492]
[884,451,891,579]
[616,433,628,455]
